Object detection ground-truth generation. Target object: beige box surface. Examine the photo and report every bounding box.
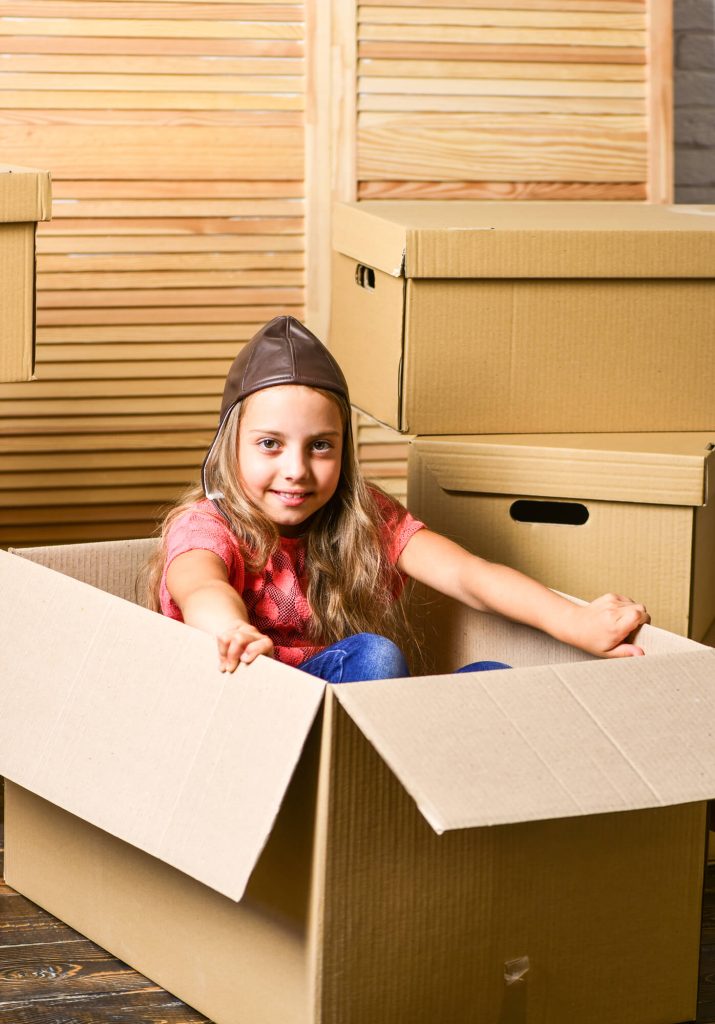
[1,541,714,1024]
[331,201,715,435]
[409,432,715,642]
[0,164,52,382]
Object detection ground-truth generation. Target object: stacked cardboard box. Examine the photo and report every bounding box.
[329,200,715,1021]
[0,164,52,382]
[331,200,715,639]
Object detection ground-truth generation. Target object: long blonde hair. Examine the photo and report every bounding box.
[143,388,418,659]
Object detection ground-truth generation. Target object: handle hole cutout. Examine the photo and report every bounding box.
[355,264,376,290]
[510,499,589,526]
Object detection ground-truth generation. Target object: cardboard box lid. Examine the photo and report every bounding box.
[411,432,715,507]
[0,549,325,903]
[332,201,715,279]
[0,165,52,223]
[335,641,715,834]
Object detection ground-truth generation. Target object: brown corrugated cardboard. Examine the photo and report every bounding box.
[2,540,715,1024]
[330,201,715,434]
[0,164,52,383]
[409,431,715,641]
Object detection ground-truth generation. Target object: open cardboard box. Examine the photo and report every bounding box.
[330,201,715,434]
[1,540,715,1024]
[0,164,52,382]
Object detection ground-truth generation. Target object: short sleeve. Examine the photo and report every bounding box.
[370,487,425,565]
[159,500,244,620]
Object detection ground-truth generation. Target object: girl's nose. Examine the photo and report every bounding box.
[282,447,309,480]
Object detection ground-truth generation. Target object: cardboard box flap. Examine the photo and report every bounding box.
[14,537,159,603]
[0,549,325,902]
[0,165,52,222]
[333,201,715,279]
[413,433,715,507]
[335,640,715,834]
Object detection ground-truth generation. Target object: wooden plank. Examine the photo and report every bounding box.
[0,430,214,454]
[0,91,305,111]
[0,19,305,40]
[358,58,646,79]
[0,73,304,93]
[38,252,305,271]
[50,179,304,199]
[33,359,233,380]
[358,25,646,46]
[38,270,303,290]
[36,342,239,362]
[37,323,263,341]
[36,286,304,305]
[37,233,304,252]
[0,378,225,398]
[40,218,305,235]
[359,41,646,62]
[358,76,646,97]
[358,112,646,182]
[357,179,647,199]
[358,94,645,113]
[0,414,218,436]
[359,7,646,28]
[0,396,220,416]
[358,0,645,7]
[0,466,199,490]
[1,2,303,18]
[49,198,305,217]
[0,36,305,56]
[36,304,302,325]
[0,54,304,75]
[0,449,205,471]
[0,126,304,178]
[0,109,302,127]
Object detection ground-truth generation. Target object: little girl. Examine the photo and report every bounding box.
[146,315,649,681]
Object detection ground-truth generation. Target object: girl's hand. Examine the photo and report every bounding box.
[568,593,650,658]
[217,621,274,672]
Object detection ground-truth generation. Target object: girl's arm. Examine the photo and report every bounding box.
[166,548,274,671]
[397,529,649,658]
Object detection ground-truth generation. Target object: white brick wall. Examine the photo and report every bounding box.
[675,0,715,201]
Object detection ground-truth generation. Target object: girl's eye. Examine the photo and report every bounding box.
[258,438,280,451]
[311,440,332,452]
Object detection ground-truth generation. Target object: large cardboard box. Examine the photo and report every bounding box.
[330,201,715,435]
[0,164,52,382]
[1,541,714,1024]
[409,431,715,642]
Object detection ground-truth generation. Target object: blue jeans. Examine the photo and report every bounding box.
[299,633,510,684]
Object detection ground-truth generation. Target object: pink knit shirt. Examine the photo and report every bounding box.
[160,489,424,667]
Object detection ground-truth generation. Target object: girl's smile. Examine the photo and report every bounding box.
[237,385,344,536]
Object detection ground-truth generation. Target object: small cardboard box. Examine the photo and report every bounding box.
[2,541,715,1024]
[0,164,52,382]
[409,431,715,642]
[330,201,715,435]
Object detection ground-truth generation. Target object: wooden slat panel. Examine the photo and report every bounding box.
[0,3,308,548]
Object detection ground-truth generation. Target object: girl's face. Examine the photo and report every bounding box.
[237,384,344,536]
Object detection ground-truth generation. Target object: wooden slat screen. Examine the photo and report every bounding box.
[356,0,662,201]
[0,0,305,546]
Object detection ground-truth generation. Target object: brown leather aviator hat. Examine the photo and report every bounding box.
[202,315,350,501]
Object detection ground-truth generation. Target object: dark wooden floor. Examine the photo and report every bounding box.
[2,827,715,1024]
